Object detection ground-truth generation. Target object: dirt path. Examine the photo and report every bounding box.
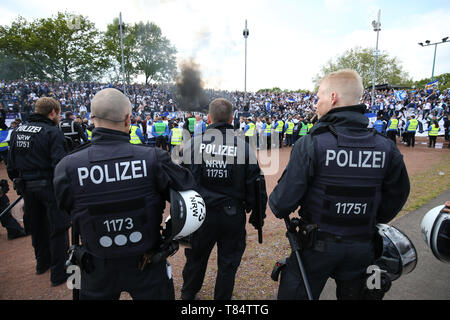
[0,136,448,300]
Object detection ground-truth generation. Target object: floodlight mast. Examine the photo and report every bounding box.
[418,37,449,81]
[371,10,381,108]
[243,20,249,107]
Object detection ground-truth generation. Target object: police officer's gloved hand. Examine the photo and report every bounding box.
[249,210,266,230]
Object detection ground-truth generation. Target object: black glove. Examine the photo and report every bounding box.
[249,210,266,230]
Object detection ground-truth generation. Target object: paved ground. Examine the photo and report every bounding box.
[320,188,450,300]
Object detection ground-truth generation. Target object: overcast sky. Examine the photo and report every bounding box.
[1,0,449,91]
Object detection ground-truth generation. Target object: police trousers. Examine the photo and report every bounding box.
[278,239,374,300]
[24,181,69,283]
[181,205,246,300]
[80,256,174,300]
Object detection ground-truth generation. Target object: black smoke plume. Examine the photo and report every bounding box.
[175,59,209,112]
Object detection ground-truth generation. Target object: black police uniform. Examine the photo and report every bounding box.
[181,122,267,300]
[269,105,410,300]
[59,118,88,150]
[53,127,197,300]
[7,113,70,285]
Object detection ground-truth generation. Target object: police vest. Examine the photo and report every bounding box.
[407,119,418,132]
[286,122,295,135]
[263,124,271,136]
[276,121,284,132]
[155,122,166,135]
[197,131,246,204]
[299,122,308,136]
[171,128,183,145]
[429,125,439,136]
[245,123,256,137]
[129,125,142,144]
[302,128,392,237]
[67,143,164,259]
[59,119,78,138]
[0,129,9,152]
[188,118,196,133]
[388,119,398,131]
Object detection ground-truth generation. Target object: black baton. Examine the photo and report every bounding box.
[284,217,313,300]
[0,195,23,220]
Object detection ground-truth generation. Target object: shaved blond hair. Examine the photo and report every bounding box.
[91,88,132,123]
[320,69,364,107]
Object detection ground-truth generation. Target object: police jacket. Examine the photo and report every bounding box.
[269,105,410,237]
[182,122,264,212]
[53,127,197,259]
[7,113,68,181]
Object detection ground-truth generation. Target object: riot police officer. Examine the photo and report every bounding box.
[59,111,88,151]
[269,70,410,300]
[53,88,197,300]
[7,97,70,286]
[180,98,267,300]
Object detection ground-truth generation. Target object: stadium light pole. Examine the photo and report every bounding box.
[371,10,381,109]
[418,37,449,81]
[119,12,126,94]
[243,20,249,107]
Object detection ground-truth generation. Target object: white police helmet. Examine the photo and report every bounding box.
[167,189,206,240]
[374,224,417,281]
[421,205,450,263]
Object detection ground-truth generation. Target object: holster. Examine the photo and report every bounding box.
[66,245,94,273]
[13,178,25,196]
[296,218,318,250]
[138,241,179,271]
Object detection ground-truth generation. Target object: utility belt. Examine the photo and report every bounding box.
[13,177,51,195]
[316,231,373,243]
[207,199,245,216]
[66,241,177,274]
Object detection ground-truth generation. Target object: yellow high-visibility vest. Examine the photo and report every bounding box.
[429,124,439,136]
[86,129,92,141]
[286,122,295,135]
[245,123,256,137]
[388,119,398,130]
[129,125,142,144]
[171,128,183,145]
[276,121,284,132]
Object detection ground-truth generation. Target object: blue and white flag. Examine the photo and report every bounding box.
[266,102,272,111]
[365,113,377,128]
[394,90,407,101]
[426,79,439,89]
[286,97,295,103]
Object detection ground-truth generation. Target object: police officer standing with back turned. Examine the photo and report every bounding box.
[53,88,197,300]
[59,111,88,151]
[180,98,267,300]
[7,97,70,286]
[269,70,410,300]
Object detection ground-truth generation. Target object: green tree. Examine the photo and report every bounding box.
[0,12,111,82]
[135,22,177,84]
[0,52,31,80]
[313,47,412,89]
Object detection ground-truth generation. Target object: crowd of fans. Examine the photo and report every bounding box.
[1,80,449,147]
